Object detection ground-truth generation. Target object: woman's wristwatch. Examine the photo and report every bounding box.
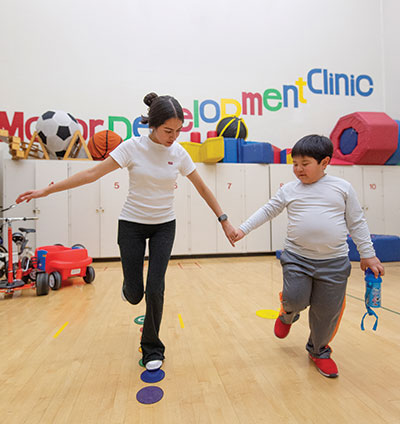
[217,214,228,222]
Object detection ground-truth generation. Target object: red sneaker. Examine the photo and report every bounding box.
[274,317,292,338]
[309,354,338,378]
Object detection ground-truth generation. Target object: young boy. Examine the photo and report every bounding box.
[234,134,384,378]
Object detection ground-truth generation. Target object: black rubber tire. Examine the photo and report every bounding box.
[71,243,86,249]
[36,272,49,296]
[49,271,62,290]
[83,266,95,284]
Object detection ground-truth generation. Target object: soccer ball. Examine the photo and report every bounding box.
[36,110,80,158]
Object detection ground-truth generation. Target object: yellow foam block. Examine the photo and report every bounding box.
[180,136,224,163]
[180,141,201,162]
[200,137,224,163]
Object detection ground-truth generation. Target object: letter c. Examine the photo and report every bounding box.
[356,75,373,97]
[307,68,323,94]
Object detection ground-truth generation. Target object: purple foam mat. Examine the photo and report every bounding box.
[140,369,165,383]
[136,386,164,404]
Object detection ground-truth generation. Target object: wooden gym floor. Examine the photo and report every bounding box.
[0,255,399,424]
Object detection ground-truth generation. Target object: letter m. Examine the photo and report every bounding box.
[242,92,263,116]
[0,111,24,138]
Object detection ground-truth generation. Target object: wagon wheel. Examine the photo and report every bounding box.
[71,243,86,249]
[36,272,49,296]
[49,271,62,290]
[83,266,95,284]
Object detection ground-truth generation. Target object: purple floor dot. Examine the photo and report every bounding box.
[136,386,164,404]
[140,369,165,383]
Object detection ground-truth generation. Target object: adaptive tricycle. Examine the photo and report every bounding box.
[0,204,45,296]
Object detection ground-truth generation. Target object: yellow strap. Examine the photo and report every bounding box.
[219,117,236,137]
[235,120,241,138]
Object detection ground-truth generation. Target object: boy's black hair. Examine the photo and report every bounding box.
[291,134,333,163]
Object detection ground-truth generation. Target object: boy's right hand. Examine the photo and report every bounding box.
[234,228,246,242]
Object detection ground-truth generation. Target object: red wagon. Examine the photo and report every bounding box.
[35,244,95,290]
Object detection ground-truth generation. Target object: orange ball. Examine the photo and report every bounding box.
[88,130,123,160]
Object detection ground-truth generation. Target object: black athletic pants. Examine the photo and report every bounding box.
[118,219,176,365]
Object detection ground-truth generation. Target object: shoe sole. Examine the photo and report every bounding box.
[316,368,338,378]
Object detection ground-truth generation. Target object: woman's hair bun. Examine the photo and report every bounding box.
[143,92,158,107]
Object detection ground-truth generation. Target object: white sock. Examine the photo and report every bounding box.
[121,286,127,302]
[145,360,162,371]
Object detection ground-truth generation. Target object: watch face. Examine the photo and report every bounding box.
[218,214,227,222]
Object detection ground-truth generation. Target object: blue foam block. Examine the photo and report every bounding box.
[238,139,274,164]
[276,250,282,259]
[347,234,400,262]
[222,138,239,163]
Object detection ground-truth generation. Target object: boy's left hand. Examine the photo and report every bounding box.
[360,256,385,277]
[221,220,237,247]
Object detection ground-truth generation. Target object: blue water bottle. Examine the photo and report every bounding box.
[361,268,382,331]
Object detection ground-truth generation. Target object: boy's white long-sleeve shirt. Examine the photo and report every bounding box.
[239,174,375,260]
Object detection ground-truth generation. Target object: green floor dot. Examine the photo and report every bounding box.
[256,309,279,319]
[134,315,145,325]
[139,359,144,367]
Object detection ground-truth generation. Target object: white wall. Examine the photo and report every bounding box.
[0,0,389,151]
[382,0,400,118]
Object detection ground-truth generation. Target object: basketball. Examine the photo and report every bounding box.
[87,130,123,160]
[216,115,248,140]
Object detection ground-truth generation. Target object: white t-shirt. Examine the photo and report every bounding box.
[239,174,375,260]
[110,135,196,224]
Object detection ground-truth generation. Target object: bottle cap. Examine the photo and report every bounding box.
[365,268,374,276]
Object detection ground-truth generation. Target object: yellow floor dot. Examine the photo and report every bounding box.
[256,309,279,319]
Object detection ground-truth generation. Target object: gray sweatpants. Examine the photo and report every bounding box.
[279,249,351,358]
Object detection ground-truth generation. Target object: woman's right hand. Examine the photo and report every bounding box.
[16,188,48,204]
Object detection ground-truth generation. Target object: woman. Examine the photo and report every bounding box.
[16,92,237,371]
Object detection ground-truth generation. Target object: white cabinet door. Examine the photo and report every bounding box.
[327,165,364,204]
[216,164,245,253]
[68,162,100,257]
[172,173,189,256]
[342,166,364,203]
[269,164,294,251]
[244,164,271,252]
[362,166,385,234]
[100,168,129,257]
[190,163,217,254]
[383,167,400,236]
[34,161,69,247]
